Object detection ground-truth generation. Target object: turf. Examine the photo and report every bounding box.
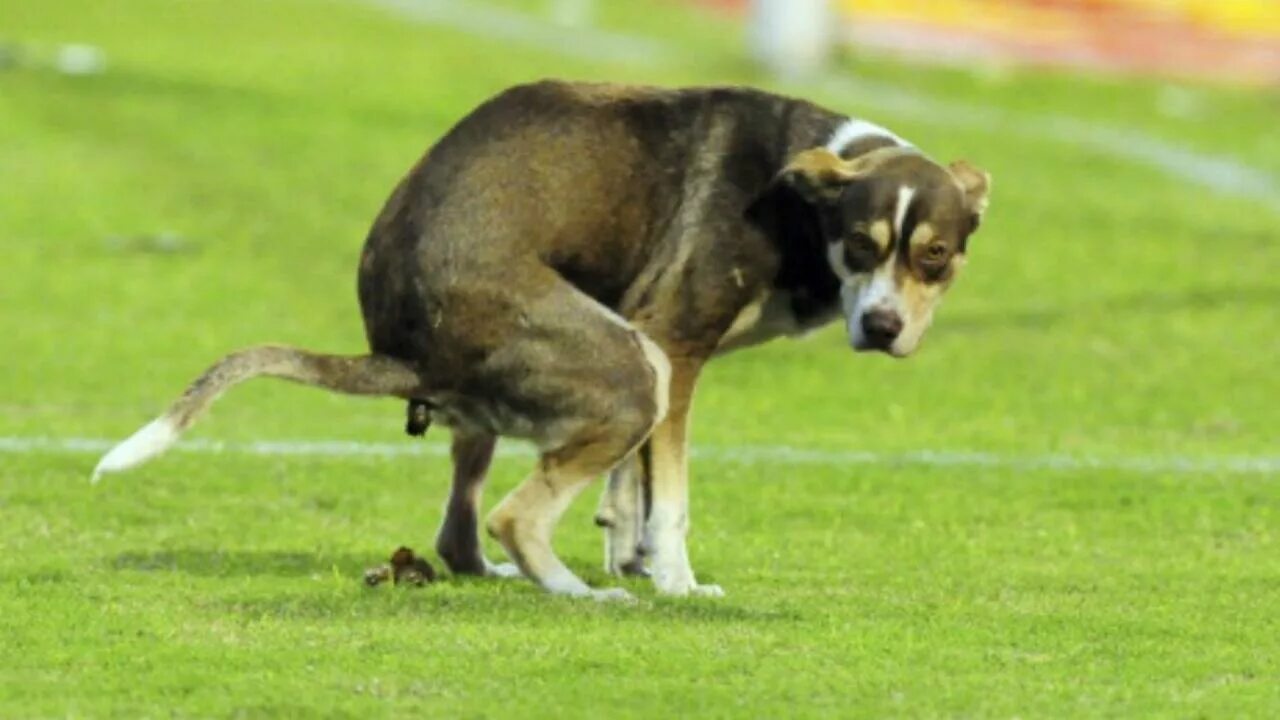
[2,0,1279,716]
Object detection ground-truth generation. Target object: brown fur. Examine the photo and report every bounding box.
[167,346,423,431]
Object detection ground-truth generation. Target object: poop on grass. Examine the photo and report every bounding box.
[364,546,436,587]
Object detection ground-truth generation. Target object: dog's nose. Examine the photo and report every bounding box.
[860,309,903,349]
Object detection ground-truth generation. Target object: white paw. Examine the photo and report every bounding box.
[690,583,725,598]
[653,568,724,598]
[483,560,523,579]
[589,587,636,603]
[653,570,693,596]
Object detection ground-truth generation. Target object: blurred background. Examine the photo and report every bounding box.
[746,0,1280,83]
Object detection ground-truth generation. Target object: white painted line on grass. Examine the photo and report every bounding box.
[362,0,1280,213]
[366,0,672,65]
[2,436,1276,476]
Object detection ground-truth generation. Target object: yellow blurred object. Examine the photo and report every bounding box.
[838,0,1280,38]
[1125,0,1280,35]
[835,0,1280,83]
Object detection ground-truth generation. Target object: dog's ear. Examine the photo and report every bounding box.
[949,160,991,223]
[776,148,862,204]
[745,147,867,239]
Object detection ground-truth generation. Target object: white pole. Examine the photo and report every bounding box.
[749,0,834,78]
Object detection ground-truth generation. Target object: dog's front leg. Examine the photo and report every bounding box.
[645,358,723,597]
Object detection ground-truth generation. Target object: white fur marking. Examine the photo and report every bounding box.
[840,249,907,353]
[825,118,912,156]
[540,566,594,596]
[90,417,179,483]
[634,333,672,424]
[483,560,523,578]
[719,293,767,346]
[895,186,917,241]
[647,500,697,595]
[826,241,856,283]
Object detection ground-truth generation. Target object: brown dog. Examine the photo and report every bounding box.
[93,81,990,600]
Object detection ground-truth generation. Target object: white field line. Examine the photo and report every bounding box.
[2,436,1277,476]
[366,0,671,64]
[362,0,1280,214]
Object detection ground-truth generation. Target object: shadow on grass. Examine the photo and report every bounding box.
[219,588,802,625]
[111,549,802,623]
[112,548,372,578]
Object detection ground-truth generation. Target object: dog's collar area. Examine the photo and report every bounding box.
[825,118,913,157]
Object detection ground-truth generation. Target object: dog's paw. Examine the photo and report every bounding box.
[689,583,724,598]
[652,570,723,598]
[615,558,650,578]
[655,580,726,598]
[484,560,523,579]
[589,587,636,603]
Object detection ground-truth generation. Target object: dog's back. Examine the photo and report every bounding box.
[357,81,838,364]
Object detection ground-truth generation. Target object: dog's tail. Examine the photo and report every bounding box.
[91,345,422,483]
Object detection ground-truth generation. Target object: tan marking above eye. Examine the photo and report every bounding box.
[908,222,936,247]
[868,220,892,252]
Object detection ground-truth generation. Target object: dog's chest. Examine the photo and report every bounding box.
[715,290,839,353]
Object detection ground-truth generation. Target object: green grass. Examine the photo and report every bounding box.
[2,0,1279,716]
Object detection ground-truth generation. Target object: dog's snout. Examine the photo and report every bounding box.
[860,309,903,349]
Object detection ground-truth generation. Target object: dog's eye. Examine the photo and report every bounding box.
[919,243,950,280]
[921,243,950,269]
[844,232,879,272]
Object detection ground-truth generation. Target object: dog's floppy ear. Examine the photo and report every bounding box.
[745,147,863,236]
[949,160,991,221]
[775,147,862,204]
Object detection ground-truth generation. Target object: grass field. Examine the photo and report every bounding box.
[3,0,1279,716]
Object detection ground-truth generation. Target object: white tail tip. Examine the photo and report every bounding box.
[91,417,179,483]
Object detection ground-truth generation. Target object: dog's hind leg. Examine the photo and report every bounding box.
[595,447,650,577]
[487,427,656,600]
[434,430,521,578]
[478,285,669,598]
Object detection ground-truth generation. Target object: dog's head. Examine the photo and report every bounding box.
[752,146,990,357]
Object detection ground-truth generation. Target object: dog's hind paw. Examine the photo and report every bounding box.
[589,587,636,603]
[689,583,724,598]
[653,570,725,598]
[484,560,523,579]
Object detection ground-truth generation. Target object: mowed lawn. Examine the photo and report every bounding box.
[2,0,1279,716]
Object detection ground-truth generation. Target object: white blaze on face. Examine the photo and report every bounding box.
[827,184,943,357]
[893,186,915,242]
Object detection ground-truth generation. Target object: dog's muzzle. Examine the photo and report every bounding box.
[853,307,904,355]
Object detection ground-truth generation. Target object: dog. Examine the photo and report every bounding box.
[92,80,990,600]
